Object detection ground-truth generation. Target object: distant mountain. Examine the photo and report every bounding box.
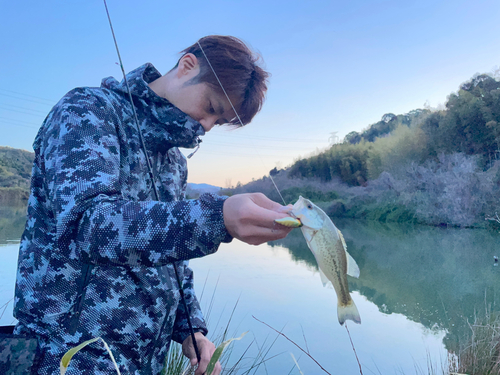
[0,145,223,202]
[187,183,222,195]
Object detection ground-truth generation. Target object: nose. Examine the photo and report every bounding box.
[199,116,217,132]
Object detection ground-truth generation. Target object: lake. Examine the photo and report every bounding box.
[1,204,499,374]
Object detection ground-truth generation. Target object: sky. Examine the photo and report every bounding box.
[1,0,499,187]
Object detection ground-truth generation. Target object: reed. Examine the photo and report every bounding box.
[161,282,285,375]
[448,309,500,375]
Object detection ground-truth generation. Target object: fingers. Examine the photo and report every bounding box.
[240,194,294,226]
[183,333,221,375]
[245,193,294,216]
[246,223,293,245]
[248,192,285,211]
[194,345,212,375]
[223,194,295,244]
[194,358,221,375]
[276,204,294,214]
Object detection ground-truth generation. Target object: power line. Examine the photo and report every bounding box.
[204,140,319,151]
[0,88,56,103]
[213,131,326,143]
[0,103,47,114]
[188,149,307,158]
[0,122,40,129]
[0,106,46,117]
[0,116,41,126]
[0,93,54,106]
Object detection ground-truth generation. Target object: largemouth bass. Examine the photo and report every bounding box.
[276,196,361,325]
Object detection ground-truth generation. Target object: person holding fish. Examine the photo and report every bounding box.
[4,36,293,375]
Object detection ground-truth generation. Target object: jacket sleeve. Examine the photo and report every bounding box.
[40,89,232,267]
[172,264,208,344]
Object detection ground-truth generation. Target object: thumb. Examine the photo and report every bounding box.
[276,204,293,214]
[190,357,198,367]
[249,193,286,211]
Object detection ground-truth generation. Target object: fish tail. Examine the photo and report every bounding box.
[337,299,361,325]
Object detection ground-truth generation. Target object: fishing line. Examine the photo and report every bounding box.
[200,40,366,373]
[196,41,288,206]
[102,0,202,366]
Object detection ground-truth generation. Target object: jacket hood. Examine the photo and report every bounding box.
[101,63,205,151]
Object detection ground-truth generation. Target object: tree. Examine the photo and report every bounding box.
[344,131,361,144]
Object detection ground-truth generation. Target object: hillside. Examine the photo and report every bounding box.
[225,72,500,228]
[0,146,34,203]
[0,146,223,203]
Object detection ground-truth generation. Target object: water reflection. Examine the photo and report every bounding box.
[0,203,26,244]
[1,204,497,371]
[0,204,451,372]
[270,219,500,355]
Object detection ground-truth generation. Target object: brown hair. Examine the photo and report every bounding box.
[180,35,269,126]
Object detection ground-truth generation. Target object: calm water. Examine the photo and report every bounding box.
[1,204,499,374]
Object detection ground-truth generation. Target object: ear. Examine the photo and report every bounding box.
[177,53,200,78]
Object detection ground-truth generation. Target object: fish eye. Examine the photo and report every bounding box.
[307,204,312,209]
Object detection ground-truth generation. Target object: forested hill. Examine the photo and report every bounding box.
[288,73,500,186]
[226,72,500,228]
[0,146,34,202]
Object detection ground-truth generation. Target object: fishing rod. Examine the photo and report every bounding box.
[102,4,361,371]
[102,0,202,366]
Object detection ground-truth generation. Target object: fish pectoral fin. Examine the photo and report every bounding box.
[346,252,360,278]
[302,229,318,253]
[318,268,332,288]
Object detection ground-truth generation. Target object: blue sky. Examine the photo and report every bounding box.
[1,0,499,186]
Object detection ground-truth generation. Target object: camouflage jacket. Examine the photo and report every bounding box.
[13,63,232,374]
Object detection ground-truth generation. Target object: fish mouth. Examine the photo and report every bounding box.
[291,210,323,230]
[290,213,303,227]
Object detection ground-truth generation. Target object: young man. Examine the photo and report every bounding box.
[12,36,292,374]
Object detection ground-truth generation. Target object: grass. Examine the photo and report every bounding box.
[448,309,500,375]
[161,279,293,375]
[45,272,500,375]
[4,291,500,375]
[400,309,500,375]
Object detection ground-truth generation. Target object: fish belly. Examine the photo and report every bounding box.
[309,225,352,307]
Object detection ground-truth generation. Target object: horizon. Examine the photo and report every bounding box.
[1,0,499,186]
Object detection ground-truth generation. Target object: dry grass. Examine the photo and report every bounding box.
[448,310,500,375]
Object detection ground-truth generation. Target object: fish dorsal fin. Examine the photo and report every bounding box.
[338,230,360,278]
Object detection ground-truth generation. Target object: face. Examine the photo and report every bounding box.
[172,82,236,132]
[151,53,238,132]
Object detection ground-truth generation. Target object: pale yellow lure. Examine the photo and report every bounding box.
[275,217,303,228]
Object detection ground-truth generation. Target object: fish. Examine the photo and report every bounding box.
[276,196,361,325]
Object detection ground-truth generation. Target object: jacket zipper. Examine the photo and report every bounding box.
[68,263,93,335]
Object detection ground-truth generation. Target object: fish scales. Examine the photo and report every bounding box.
[287,196,361,325]
[312,226,351,306]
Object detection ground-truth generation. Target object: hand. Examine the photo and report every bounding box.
[223,193,294,245]
[182,332,221,375]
